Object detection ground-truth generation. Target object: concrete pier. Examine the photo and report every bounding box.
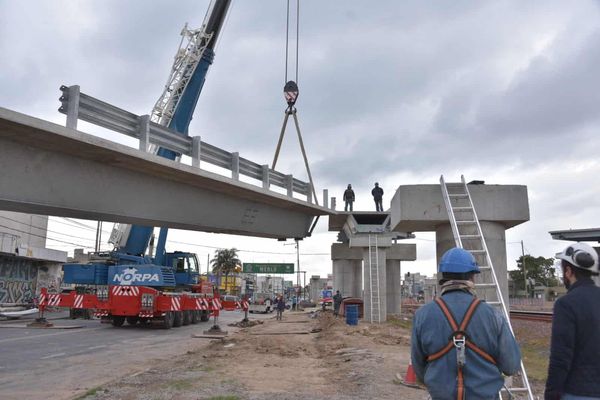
[391,183,529,305]
[330,213,416,322]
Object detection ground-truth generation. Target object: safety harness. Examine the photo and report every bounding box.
[426,297,497,400]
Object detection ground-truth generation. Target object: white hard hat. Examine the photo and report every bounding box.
[556,242,599,275]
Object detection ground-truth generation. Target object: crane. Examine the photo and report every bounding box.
[41,0,235,329]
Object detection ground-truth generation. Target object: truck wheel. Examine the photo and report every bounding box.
[190,310,199,324]
[200,311,209,322]
[182,310,191,326]
[173,311,183,327]
[126,317,139,326]
[161,312,174,329]
[112,316,125,327]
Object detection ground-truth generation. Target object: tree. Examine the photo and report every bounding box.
[210,248,241,294]
[509,255,559,296]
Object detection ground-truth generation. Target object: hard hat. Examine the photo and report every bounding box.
[556,242,599,275]
[439,248,480,274]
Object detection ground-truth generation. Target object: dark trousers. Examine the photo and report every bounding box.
[345,201,353,212]
[374,199,383,212]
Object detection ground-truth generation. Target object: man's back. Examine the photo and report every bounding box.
[546,279,600,397]
[371,186,383,198]
[343,189,354,201]
[412,291,521,400]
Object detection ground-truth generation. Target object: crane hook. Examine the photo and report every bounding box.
[284,80,299,108]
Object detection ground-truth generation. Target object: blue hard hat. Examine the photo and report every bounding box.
[439,248,480,274]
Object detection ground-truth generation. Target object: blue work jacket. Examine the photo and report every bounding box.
[411,290,521,400]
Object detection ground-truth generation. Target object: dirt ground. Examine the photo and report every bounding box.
[79,311,550,400]
[81,311,425,400]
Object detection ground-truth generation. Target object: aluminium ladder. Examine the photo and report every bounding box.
[368,234,382,324]
[440,175,534,400]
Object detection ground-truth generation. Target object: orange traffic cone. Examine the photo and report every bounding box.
[396,361,422,389]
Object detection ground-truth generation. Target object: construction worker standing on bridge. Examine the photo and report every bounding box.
[545,242,600,400]
[371,182,384,212]
[343,184,355,212]
[411,247,521,400]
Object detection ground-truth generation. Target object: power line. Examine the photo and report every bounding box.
[167,239,328,256]
[0,215,96,243]
[54,217,113,235]
[0,223,94,249]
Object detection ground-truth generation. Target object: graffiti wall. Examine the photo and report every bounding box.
[0,256,62,304]
[0,257,35,304]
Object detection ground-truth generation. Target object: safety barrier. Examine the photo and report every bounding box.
[58,85,313,202]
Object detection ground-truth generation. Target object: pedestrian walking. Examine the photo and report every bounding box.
[333,290,343,317]
[292,295,297,311]
[371,182,384,212]
[343,184,355,212]
[545,242,600,400]
[411,247,521,400]
[275,295,286,321]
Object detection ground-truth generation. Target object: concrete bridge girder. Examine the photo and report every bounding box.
[0,108,332,239]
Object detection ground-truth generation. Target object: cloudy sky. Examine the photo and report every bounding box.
[1,0,599,279]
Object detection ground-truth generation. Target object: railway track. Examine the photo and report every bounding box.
[402,302,554,323]
[509,310,553,322]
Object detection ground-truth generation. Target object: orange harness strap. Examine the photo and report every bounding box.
[424,297,497,400]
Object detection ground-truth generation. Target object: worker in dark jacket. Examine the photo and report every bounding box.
[545,242,600,400]
[333,290,343,317]
[275,295,286,321]
[411,248,521,400]
[343,184,355,212]
[371,182,384,212]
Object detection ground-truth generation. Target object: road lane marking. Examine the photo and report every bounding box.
[88,345,107,350]
[0,326,105,344]
[40,352,66,360]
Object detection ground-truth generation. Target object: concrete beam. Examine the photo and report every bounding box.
[329,211,389,232]
[0,108,333,239]
[331,243,364,260]
[390,184,529,232]
[386,243,417,261]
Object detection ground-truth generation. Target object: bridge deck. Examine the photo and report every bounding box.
[0,108,333,239]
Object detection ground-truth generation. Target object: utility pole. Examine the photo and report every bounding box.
[94,221,103,252]
[295,239,300,304]
[302,271,306,300]
[521,240,528,298]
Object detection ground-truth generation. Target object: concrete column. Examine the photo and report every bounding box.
[386,259,401,315]
[436,221,508,305]
[362,248,387,322]
[353,260,363,298]
[332,259,355,298]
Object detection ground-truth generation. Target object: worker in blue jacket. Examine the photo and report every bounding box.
[545,242,600,400]
[411,247,521,400]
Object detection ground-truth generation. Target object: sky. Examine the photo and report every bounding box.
[1,0,599,280]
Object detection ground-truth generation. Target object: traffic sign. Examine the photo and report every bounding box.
[243,263,295,274]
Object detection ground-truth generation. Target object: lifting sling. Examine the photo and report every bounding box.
[425,297,497,400]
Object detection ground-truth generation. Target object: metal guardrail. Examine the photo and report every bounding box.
[58,85,313,201]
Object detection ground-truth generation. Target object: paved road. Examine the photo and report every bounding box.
[0,309,274,400]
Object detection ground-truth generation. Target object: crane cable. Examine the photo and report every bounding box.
[284,0,300,85]
[271,0,319,210]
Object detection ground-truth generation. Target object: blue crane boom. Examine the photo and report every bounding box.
[120,0,231,263]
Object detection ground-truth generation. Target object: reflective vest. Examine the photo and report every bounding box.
[425,297,497,400]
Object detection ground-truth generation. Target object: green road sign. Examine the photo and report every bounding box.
[243,263,295,274]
